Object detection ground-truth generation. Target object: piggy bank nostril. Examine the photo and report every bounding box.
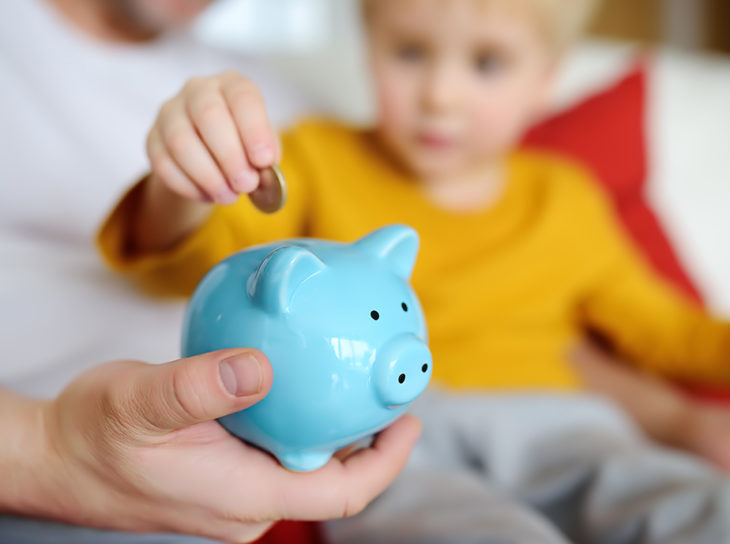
[373,333,432,407]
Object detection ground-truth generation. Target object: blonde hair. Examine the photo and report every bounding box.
[521,0,602,50]
[362,0,602,52]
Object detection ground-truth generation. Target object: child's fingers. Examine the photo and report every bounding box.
[158,98,238,205]
[185,84,260,195]
[146,128,209,202]
[274,134,283,163]
[220,72,277,169]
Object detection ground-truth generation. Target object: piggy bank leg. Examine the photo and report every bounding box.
[277,449,335,472]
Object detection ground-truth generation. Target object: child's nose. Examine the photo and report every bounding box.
[421,65,464,113]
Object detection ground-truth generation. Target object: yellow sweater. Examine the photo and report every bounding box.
[99,119,730,390]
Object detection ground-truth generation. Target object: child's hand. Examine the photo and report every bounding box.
[11,349,420,543]
[146,72,279,205]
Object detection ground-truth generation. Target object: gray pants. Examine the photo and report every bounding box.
[3,392,728,544]
[326,391,730,544]
[0,517,223,544]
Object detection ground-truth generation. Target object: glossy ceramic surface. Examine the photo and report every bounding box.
[181,225,432,471]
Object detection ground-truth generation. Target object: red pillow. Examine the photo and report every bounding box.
[521,61,703,304]
[522,62,730,401]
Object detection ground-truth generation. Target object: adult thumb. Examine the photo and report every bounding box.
[126,348,273,433]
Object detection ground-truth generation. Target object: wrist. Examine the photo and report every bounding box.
[132,173,213,253]
[0,392,59,518]
[146,172,214,222]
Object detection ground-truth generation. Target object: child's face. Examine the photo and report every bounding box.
[367,0,556,179]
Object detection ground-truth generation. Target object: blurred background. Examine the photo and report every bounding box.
[2,0,728,397]
[194,0,730,54]
[590,0,730,51]
[193,0,730,312]
[193,0,730,120]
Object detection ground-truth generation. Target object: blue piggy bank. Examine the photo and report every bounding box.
[181,224,432,471]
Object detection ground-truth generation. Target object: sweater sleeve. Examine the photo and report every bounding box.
[97,128,313,297]
[578,179,730,385]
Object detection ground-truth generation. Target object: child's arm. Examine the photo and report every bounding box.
[98,73,310,296]
[130,173,215,255]
[578,182,730,385]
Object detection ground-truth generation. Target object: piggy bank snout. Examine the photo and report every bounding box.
[373,334,432,408]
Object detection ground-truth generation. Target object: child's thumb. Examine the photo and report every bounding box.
[127,348,273,433]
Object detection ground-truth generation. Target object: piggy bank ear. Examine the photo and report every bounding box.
[250,246,326,313]
[353,225,419,280]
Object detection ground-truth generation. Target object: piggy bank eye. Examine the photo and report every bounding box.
[401,302,408,312]
[370,310,380,321]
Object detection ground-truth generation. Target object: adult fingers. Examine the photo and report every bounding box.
[274,415,422,520]
[119,348,274,433]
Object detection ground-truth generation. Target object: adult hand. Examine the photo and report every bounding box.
[1,349,421,543]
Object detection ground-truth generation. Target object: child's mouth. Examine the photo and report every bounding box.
[417,132,456,150]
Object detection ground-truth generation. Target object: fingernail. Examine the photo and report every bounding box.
[219,354,262,397]
[250,144,274,166]
[215,189,239,205]
[232,171,258,193]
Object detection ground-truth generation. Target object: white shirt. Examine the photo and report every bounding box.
[0,0,310,396]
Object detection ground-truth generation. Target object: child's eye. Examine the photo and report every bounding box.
[474,52,503,74]
[395,43,426,63]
